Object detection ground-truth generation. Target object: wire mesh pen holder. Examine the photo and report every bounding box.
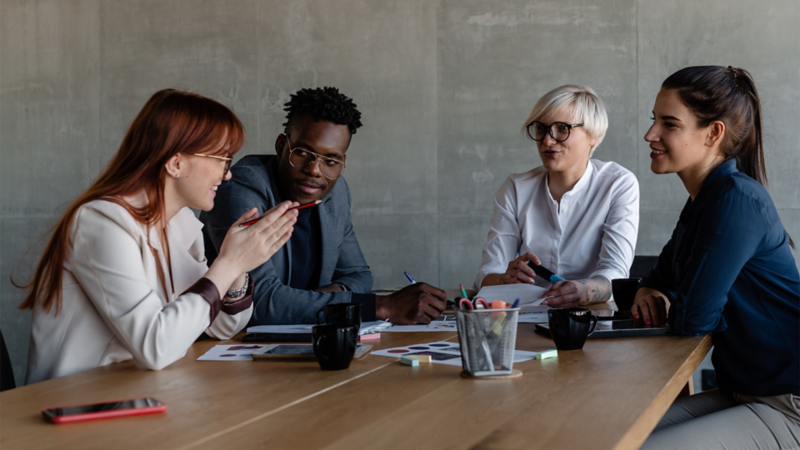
[455,308,520,378]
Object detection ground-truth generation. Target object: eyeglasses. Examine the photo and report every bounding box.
[190,153,232,177]
[283,135,346,180]
[526,121,584,143]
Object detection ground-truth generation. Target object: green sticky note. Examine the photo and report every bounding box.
[400,355,420,367]
[536,349,558,360]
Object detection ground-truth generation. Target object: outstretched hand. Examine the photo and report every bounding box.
[217,201,298,274]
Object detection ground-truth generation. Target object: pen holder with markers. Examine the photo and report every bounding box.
[454,307,519,377]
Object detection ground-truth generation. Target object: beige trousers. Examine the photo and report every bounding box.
[642,389,800,450]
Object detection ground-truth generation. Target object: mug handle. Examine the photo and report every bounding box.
[314,335,328,361]
[587,314,599,335]
[316,308,325,324]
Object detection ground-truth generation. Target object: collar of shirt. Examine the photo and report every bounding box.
[683,158,739,218]
[544,160,594,213]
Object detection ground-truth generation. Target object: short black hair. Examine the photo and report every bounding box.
[282,87,363,137]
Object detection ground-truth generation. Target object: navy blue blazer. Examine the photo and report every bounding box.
[200,155,374,325]
[641,159,800,397]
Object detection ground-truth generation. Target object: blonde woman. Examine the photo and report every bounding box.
[475,85,639,307]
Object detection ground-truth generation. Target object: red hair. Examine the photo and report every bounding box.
[17,89,245,314]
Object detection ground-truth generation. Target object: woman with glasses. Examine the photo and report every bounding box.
[19,89,298,383]
[475,85,639,308]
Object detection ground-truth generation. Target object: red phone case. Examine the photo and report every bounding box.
[42,398,167,424]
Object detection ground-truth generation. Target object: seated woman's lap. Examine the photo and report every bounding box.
[645,391,800,450]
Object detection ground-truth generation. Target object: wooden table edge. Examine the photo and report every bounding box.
[612,334,712,450]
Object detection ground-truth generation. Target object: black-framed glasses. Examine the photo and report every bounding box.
[283,135,346,180]
[190,153,232,177]
[526,121,584,143]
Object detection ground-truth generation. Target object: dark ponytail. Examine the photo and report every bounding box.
[663,66,793,249]
[662,66,767,186]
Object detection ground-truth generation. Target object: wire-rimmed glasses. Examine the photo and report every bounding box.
[283,135,346,180]
[190,153,232,177]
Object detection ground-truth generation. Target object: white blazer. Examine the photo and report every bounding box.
[26,196,252,384]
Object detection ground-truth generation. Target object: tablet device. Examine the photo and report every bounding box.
[252,344,372,360]
[242,332,312,343]
[535,320,670,339]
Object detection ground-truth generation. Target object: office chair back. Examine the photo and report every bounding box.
[1,329,16,391]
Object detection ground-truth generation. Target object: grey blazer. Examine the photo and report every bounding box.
[200,155,373,325]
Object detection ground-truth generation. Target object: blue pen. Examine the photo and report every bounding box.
[527,261,566,283]
[512,298,520,309]
[404,271,416,284]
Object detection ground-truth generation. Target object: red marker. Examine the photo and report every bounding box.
[239,200,321,227]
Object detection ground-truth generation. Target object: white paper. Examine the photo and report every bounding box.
[475,284,549,306]
[358,320,393,334]
[371,341,539,366]
[379,320,457,333]
[197,344,278,361]
[517,311,550,323]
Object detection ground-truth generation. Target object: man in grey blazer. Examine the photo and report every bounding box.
[201,87,446,325]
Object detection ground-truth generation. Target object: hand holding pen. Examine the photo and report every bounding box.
[240,200,321,227]
[497,252,542,285]
[216,201,298,275]
[376,272,446,325]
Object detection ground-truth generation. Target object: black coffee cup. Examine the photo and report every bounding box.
[316,303,361,335]
[312,324,357,371]
[548,307,598,351]
[612,278,642,311]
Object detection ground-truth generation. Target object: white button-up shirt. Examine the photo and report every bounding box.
[474,159,639,289]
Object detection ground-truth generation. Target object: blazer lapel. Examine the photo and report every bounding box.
[167,209,208,297]
[265,157,292,285]
[317,197,337,287]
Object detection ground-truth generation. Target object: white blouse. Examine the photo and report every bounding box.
[474,159,639,290]
[26,196,252,384]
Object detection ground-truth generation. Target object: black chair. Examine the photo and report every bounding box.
[630,255,659,279]
[1,329,16,391]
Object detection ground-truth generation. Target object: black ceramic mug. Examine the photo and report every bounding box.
[312,324,357,371]
[612,278,642,312]
[316,302,362,335]
[548,307,598,351]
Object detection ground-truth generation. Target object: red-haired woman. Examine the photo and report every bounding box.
[19,89,298,384]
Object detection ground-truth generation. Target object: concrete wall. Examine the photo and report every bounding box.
[2,0,798,385]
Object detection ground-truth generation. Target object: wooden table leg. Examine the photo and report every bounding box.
[677,377,695,398]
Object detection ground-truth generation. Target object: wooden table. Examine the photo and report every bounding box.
[0,319,710,450]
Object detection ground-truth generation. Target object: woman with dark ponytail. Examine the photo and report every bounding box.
[634,66,800,448]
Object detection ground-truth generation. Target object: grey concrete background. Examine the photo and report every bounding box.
[1,0,798,386]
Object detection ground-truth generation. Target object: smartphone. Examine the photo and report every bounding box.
[42,397,166,424]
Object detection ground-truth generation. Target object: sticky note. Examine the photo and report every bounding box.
[536,349,558,360]
[400,355,419,367]
[405,355,432,363]
[358,333,381,341]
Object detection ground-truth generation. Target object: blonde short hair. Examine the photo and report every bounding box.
[523,85,608,156]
